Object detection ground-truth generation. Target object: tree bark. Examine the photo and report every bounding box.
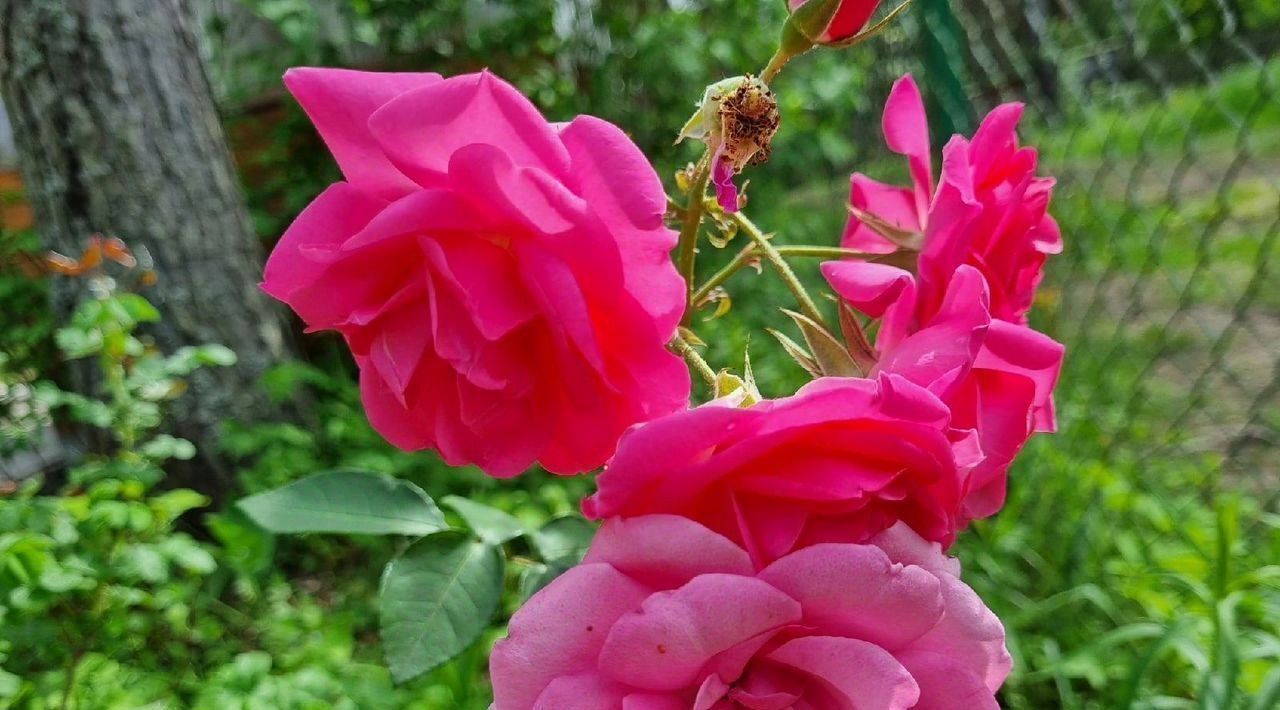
[0,0,292,498]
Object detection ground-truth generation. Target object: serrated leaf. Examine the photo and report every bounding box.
[530,516,595,564]
[780,308,863,377]
[441,496,526,544]
[237,470,445,536]
[836,299,879,371]
[766,328,822,378]
[379,531,504,683]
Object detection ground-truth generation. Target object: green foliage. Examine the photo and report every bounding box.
[379,531,504,683]
[236,468,599,689]
[0,229,53,378]
[239,470,445,536]
[0,283,467,708]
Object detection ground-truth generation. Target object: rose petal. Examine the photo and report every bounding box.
[492,564,651,710]
[766,635,921,710]
[598,575,801,691]
[368,71,571,188]
[585,515,754,590]
[283,68,441,199]
[882,74,933,218]
[759,543,944,650]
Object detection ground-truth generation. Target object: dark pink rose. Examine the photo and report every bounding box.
[262,68,690,477]
[843,73,1062,325]
[583,376,981,562]
[822,262,1063,521]
[491,514,1011,709]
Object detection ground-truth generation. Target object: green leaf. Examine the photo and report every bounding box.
[139,435,197,462]
[518,559,575,601]
[207,508,275,580]
[118,543,168,583]
[1251,665,1280,710]
[237,470,445,536]
[530,516,596,564]
[441,495,526,544]
[54,326,103,358]
[115,293,161,323]
[188,344,237,367]
[379,531,504,683]
[765,327,822,378]
[780,308,862,377]
[150,488,210,521]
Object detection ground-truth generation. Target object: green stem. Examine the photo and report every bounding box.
[691,244,757,308]
[761,50,791,85]
[669,332,718,389]
[713,207,831,327]
[775,246,872,259]
[690,244,872,307]
[677,152,713,325]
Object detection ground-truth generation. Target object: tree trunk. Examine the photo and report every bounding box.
[0,0,292,499]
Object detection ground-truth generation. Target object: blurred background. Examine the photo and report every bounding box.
[0,0,1277,707]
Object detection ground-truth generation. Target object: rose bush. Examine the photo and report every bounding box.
[491,514,1011,709]
[583,376,981,561]
[263,68,690,477]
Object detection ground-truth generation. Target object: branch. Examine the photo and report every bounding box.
[707,206,832,327]
[669,332,718,389]
[676,152,713,325]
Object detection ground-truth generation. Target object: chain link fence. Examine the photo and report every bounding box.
[852,0,1280,509]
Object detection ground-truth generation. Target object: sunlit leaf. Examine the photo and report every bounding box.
[441,495,526,545]
[379,531,504,683]
[530,516,595,564]
[238,470,445,537]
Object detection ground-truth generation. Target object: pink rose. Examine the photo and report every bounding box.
[262,68,690,477]
[583,375,981,562]
[823,261,1062,521]
[788,0,885,44]
[491,514,1011,709]
[843,74,1062,325]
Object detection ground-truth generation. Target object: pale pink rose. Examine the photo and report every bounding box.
[822,262,1063,520]
[262,68,689,477]
[788,0,886,44]
[490,514,1011,709]
[843,73,1062,325]
[583,375,982,562]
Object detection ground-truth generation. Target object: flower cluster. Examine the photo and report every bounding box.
[265,21,1061,705]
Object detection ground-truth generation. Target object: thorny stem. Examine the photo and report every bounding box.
[669,332,718,389]
[677,151,713,325]
[715,205,828,327]
[691,244,875,307]
[761,50,792,85]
